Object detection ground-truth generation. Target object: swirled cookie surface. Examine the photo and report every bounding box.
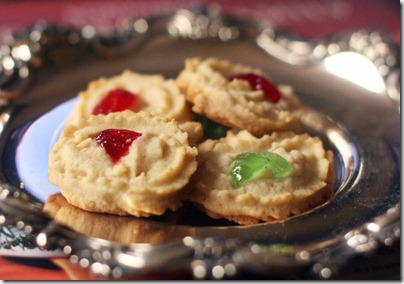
[189,130,334,225]
[66,70,194,124]
[48,110,198,217]
[176,57,303,136]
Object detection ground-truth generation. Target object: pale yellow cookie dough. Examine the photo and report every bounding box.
[189,130,334,225]
[66,69,194,124]
[176,57,303,136]
[48,110,198,217]
[44,193,195,245]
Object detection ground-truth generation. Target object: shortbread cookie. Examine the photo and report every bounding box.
[66,70,194,124]
[48,110,198,217]
[44,193,195,245]
[189,130,334,225]
[178,121,204,147]
[176,57,303,136]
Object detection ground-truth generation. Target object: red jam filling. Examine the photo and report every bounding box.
[228,73,281,103]
[92,89,139,115]
[95,129,142,164]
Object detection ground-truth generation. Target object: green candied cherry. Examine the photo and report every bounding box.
[195,114,228,140]
[229,152,294,188]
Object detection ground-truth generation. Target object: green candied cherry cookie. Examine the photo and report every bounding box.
[229,152,294,188]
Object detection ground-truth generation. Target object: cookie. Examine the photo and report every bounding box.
[48,110,198,217]
[176,57,303,136]
[44,193,195,245]
[177,120,204,147]
[188,130,334,225]
[65,69,203,146]
[66,70,194,124]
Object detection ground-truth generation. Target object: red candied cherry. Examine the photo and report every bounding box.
[228,73,281,103]
[95,129,142,164]
[92,89,139,115]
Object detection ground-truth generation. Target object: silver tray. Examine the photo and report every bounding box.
[0,6,400,280]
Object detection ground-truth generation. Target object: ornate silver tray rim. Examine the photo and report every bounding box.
[0,6,400,280]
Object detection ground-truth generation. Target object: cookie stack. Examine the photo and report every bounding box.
[48,57,334,225]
